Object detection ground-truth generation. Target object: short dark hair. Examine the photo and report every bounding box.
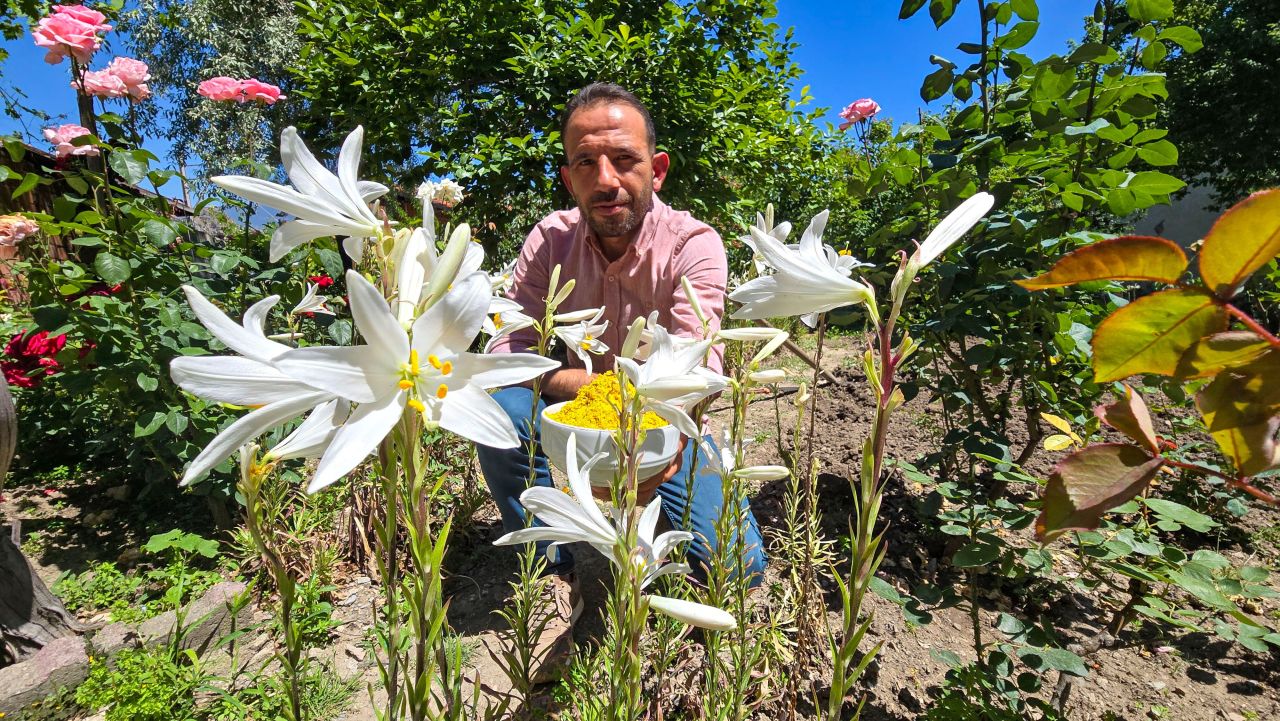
[561,83,656,155]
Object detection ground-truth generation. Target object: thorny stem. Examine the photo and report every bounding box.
[1163,459,1279,505]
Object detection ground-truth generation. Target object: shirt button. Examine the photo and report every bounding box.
[608,276,617,283]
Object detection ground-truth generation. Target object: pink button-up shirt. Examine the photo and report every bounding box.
[489,196,727,373]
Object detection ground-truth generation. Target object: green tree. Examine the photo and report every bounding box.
[288,0,823,258]
[120,0,300,184]
[1163,0,1280,206]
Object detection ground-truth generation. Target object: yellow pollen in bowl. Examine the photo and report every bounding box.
[548,371,667,431]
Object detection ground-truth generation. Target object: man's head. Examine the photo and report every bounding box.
[560,83,669,246]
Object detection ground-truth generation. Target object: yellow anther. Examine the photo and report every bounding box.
[409,349,420,375]
[440,361,453,375]
[838,249,852,256]
[428,354,443,370]
[493,313,503,329]
[398,379,414,390]
[436,384,449,399]
[407,398,426,413]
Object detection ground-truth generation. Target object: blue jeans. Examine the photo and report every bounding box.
[476,386,767,587]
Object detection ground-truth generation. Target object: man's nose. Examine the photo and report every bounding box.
[594,156,621,189]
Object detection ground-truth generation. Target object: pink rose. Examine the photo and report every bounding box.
[73,68,128,98]
[43,124,98,159]
[52,4,109,27]
[197,76,242,102]
[237,78,285,104]
[0,215,40,246]
[31,5,111,65]
[105,57,150,100]
[838,98,881,130]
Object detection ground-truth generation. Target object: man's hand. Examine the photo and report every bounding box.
[591,435,688,505]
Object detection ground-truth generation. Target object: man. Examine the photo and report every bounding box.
[481,83,765,680]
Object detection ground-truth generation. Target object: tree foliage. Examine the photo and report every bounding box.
[120,0,300,181]
[1163,0,1280,206]
[287,0,824,258]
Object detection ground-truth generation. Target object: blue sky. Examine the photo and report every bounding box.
[2,2,1096,190]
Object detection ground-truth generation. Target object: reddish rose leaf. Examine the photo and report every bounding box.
[1199,188,1280,298]
[1017,236,1188,291]
[1091,288,1227,382]
[1094,384,1159,454]
[1176,331,1273,379]
[1037,443,1165,543]
[1195,350,1280,477]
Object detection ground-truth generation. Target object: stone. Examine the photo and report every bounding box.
[88,620,139,657]
[0,636,90,715]
[137,581,249,656]
[1148,680,1166,691]
[104,484,131,502]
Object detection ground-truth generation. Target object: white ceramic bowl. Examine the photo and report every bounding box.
[540,401,682,487]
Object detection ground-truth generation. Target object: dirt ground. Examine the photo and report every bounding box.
[4,336,1278,720]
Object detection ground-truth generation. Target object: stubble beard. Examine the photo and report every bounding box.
[584,184,653,241]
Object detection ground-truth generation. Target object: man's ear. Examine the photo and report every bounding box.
[559,164,573,195]
[651,151,670,193]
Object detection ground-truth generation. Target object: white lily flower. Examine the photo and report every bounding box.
[483,297,535,352]
[290,282,334,316]
[274,270,559,492]
[615,322,728,439]
[169,287,335,486]
[729,210,878,327]
[212,126,388,263]
[496,434,735,631]
[911,192,995,268]
[489,257,518,296]
[264,399,351,461]
[552,307,609,374]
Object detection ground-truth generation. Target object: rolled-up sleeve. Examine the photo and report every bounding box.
[669,226,728,373]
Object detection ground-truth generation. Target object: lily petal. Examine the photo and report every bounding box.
[170,356,321,406]
[436,384,520,449]
[308,391,405,493]
[646,595,736,631]
[181,391,332,486]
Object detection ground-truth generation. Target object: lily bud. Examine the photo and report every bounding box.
[717,327,787,343]
[547,264,562,303]
[751,332,790,365]
[421,222,470,309]
[733,465,791,481]
[748,369,786,384]
[550,277,577,310]
[552,306,600,324]
[620,316,647,359]
[681,275,710,333]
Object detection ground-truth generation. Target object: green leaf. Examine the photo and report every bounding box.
[1127,0,1173,22]
[1157,25,1203,53]
[1137,140,1178,167]
[1065,118,1111,136]
[1194,350,1280,476]
[1037,444,1164,542]
[921,67,954,102]
[899,0,927,18]
[1017,647,1088,677]
[134,411,166,437]
[136,373,158,392]
[108,150,150,186]
[1143,498,1218,532]
[1198,188,1280,298]
[10,172,39,199]
[1017,236,1187,290]
[328,318,353,345]
[1126,171,1185,195]
[928,0,957,27]
[210,252,241,276]
[1010,0,1038,20]
[165,412,189,435]
[1090,287,1227,382]
[1167,570,1233,611]
[953,541,1001,567]
[94,252,132,285]
[1176,331,1272,379]
[139,219,177,247]
[998,21,1038,50]
[997,612,1027,637]
[1067,42,1119,65]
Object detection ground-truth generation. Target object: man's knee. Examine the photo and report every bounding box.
[490,386,539,438]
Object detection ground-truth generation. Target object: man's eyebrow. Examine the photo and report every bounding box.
[569,145,643,162]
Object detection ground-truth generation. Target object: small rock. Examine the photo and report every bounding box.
[89,621,139,657]
[1224,713,1244,721]
[1148,681,1166,691]
[138,581,250,655]
[354,575,372,585]
[83,509,116,527]
[345,645,366,662]
[338,592,359,607]
[897,685,925,713]
[116,547,144,566]
[105,484,131,502]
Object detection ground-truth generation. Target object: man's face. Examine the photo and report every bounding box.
[560,103,669,244]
